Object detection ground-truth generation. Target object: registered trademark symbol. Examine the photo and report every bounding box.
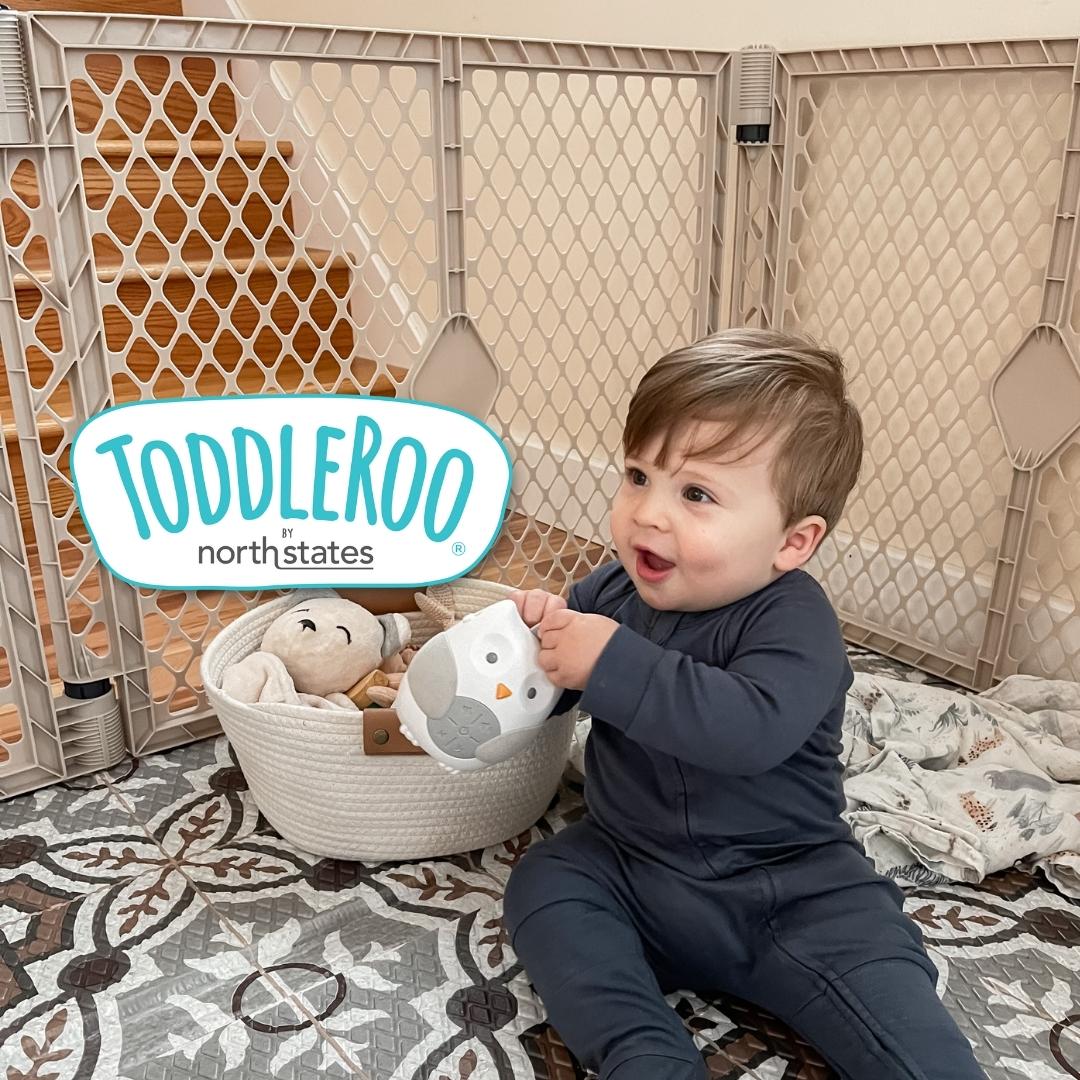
[452,542,465,556]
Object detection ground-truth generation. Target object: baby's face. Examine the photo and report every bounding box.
[610,421,797,611]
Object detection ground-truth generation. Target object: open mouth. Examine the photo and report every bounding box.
[636,547,675,579]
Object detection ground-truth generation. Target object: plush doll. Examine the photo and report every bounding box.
[222,596,413,711]
[394,598,561,771]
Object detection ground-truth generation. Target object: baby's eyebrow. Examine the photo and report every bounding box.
[680,467,724,482]
[677,467,738,496]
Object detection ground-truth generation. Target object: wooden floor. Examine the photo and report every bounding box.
[0,513,611,746]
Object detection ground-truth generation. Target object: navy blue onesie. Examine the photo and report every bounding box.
[503,561,985,1080]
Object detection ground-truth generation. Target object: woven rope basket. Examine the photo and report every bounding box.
[202,579,574,862]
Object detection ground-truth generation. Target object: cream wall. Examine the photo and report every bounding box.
[236,0,1078,50]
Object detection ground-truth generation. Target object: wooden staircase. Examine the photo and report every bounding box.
[0,16,408,741]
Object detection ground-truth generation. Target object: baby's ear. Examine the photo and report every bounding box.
[775,515,828,572]
[376,613,412,658]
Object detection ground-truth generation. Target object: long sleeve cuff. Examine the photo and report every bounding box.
[579,623,665,732]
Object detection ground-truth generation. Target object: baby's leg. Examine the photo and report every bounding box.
[749,844,986,1079]
[777,955,985,1079]
[504,821,707,1080]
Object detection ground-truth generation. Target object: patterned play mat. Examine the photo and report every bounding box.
[1,646,1078,1079]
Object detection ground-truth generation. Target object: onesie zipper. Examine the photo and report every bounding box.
[640,599,706,869]
[644,605,683,646]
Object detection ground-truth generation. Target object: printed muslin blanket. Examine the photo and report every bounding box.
[841,673,1080,896]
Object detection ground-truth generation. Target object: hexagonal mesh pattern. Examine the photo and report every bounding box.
[784,68,1074,682]
[59,50,443,747]
[0,16,731,787]
[463,67,714,591]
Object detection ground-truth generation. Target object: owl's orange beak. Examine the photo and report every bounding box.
[496,683,512,700]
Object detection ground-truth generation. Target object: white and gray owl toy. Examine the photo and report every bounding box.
[394,598,561,771]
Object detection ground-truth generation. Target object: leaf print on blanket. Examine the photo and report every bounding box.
[883,687,931,727]
[1008,795,1064,843]
[843,703,872,743]
[931,702,970,735]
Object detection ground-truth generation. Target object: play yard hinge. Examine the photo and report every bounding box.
[0,7,32,144]
[733,45,775,144]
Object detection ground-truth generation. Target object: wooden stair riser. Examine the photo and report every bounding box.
[82,153,295,250]
[17,259,354,377]
[72,54,238,139]
[4,148,295,266]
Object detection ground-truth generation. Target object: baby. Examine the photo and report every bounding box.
[506,328,985,1079]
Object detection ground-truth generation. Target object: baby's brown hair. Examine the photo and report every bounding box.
[624,327,864,533]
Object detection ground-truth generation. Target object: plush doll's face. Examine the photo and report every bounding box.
[260,597,400,697]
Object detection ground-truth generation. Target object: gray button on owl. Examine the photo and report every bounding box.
[394,599,562,771]
[428,698,500,758]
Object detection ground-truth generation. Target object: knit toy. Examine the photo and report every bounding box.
[221,596,413,711]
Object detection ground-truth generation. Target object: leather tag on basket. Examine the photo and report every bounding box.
[362,708,426,755]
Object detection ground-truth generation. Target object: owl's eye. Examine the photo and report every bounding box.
[486,652,498,664]
[526,687,537,699]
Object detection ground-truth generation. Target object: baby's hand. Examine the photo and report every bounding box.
[509,588,566,628]
[535,608,619,690]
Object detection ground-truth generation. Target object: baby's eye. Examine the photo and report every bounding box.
[684,486,713,504]
[626,467,646,486]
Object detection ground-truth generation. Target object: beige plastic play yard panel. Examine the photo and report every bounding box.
[0,11,1077,796]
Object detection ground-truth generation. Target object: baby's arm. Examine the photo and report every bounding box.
[578,588,849,775]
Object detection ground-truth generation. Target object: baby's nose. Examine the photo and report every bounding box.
[634,493,670,529]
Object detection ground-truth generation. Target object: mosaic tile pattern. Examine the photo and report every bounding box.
[1,648,1078,1078]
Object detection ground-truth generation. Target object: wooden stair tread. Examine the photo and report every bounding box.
[2,1,181,12]
[94,246,346,284]
[95,139,295,162]
[3,356,408,442]
[12,244,343,290]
